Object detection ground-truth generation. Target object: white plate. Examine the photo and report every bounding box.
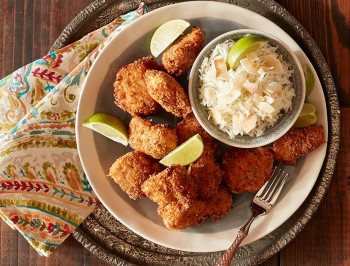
[76,1,328,253]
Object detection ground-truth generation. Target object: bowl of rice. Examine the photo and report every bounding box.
[188,29,305,148]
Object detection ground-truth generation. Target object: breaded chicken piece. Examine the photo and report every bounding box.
[128,116,178,159]
[175,113,222,199]
[273,125,326,165]
[188,146,222,199]
[176,113,215,145]
[144,69,192,117]
[158,185,232,230]
[162,26,205,76]
[141,165,197,209]
[158,201,206,230]
[203,185,233,220]
[222,147,274,193]
[113,56,163,116]
[108,151,162,200]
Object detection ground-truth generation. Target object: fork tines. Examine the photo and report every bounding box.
[255,165,289,206]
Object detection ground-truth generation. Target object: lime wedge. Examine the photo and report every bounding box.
[160,134,204,166]
[150,19,190,57]
[294,103,318,128]
[82,113,128,146]
[227,35,266,70]
[304,64,315,99]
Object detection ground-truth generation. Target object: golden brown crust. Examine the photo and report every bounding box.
[108,151,162,200]
[162,26,205,76]
[221,147,274,193]
[144,69,192,117]
[175,113,222,199]
[141,165,197,209]
[176,112,215,146]
[113,56,163,116]
[128,116,178,159]
[158,201,206,230]
[157,185,232,230]
[272,125,326,165]
[203,185,233,220]
[188,146,222,199]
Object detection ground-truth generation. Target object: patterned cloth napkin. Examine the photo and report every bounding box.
[0,3,147,257]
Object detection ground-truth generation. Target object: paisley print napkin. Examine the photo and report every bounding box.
[0,3,147,256]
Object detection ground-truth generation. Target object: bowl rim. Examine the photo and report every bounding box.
[188,28,306,148]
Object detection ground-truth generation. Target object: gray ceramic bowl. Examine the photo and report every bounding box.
[188,29,305,148]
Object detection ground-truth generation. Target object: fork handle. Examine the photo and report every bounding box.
[215,214,257,266]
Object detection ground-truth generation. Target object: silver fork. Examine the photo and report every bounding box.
[215,165,289,266]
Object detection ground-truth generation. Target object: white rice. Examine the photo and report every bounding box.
[199,40,295,138]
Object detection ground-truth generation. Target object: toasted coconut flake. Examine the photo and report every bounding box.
[214,57,228,80]
[240,114,257,134]
[231,113,241,135]
[257,102,275,114]
[240,58,257,75]
[263,54,283,73]
[243,81,259,94]
[265,96,275,104]
[266,81,282,95]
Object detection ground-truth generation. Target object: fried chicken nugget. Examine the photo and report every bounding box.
[176,113,222,199]
[113,56,163,116]
[141,165,197,209]
[222,147,274,194]
[162,26,205,76]
[203,185,233,220]
[128,116,178,159]
[108,151,162,200]
[158,185,232,230]
[144,69,192,117]
[158,201,206,230]
[188,147,222,199]
[176,113,215,145]
[272,125,326,165]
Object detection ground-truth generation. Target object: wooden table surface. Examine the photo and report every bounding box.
[0,1,349,265]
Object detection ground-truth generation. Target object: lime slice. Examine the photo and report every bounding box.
[150,19,190,57]
[227,35,266,70]
[160,134,204,166]
[304,64,315,99]
[294,103,318,128]
[82,113,128,146]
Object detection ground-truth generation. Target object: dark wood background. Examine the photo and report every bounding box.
[0,0,349,265]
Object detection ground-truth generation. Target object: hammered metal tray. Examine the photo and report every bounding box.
[51,1,340,265]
